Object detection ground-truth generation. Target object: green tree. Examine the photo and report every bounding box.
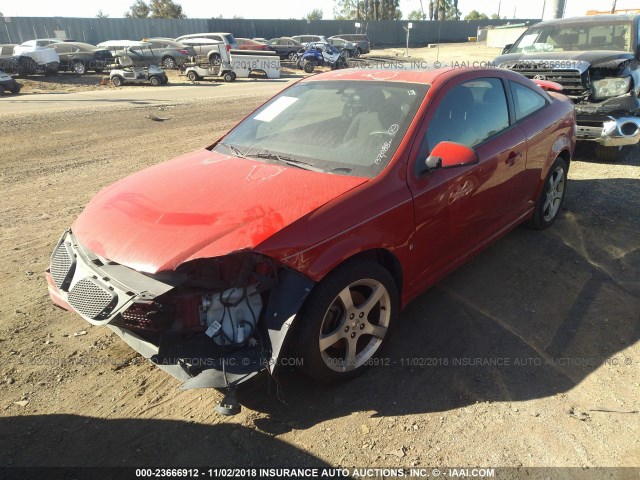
[408,9,426,20]
[464,10,489,20]
[306,8,324,20]
[96,10,109,18]
[125,0,150,18]
[336,0,401,20]
[490,13,500,19]
[149,0,186,18]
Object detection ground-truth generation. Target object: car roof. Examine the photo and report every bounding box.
[97,40,149,47]
[531,14,640,27]
[299,67,535,86]
[57,42,98,50]
[179,38,222,44]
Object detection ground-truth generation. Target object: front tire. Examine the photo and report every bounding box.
[149,75,161,86]
[527,157,568,230]
[187,70,199,81]
[303,60,314,73]
[111,75,124,87]
[295,260,398,383]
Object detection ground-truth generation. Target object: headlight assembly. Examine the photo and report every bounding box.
[592,76,632,100]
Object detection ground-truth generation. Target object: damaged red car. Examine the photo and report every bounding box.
[47,67,575,408]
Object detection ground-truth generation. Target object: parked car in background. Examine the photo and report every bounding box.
[328,37,359,57]
[266,37,303,60]
[142,38,196,68]
[291,35,329,46]
[0,44,19,73]
[235,38,273,51]
[175,33,238,51]
[46,67,575,410]
[97,41,186,68]
[13,41,60,76]
[0,70,21,94]
[495,14,640,161]
[252,37,269,43]
[45,42,113,74]
[329,34,371,55]
[178,38,228,64]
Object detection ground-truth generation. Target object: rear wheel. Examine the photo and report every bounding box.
[223,72,236,82]
[149,75,161,86]
[72,61,86,75]
[287,52,297,61]
[187,70,199,81]
[527,157,568,230]
[162,56,176,69]
[10,84,21,94]
[111,75,124,87]
[295,260,398,383]
[595,144,622,162]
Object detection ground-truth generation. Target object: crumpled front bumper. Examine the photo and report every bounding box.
[46,230,313,389]
[576,116,640,147]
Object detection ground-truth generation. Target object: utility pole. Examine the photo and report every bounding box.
[611,0,617,14]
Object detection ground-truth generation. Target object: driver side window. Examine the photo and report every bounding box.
[421,77,510,156]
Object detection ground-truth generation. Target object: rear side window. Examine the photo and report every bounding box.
[224,34,235,44]
[510,81,548,121]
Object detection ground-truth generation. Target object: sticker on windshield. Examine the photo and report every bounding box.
[255,96,299,122]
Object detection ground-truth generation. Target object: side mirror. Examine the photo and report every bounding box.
[502,43,513,54]
[416,141,479,178]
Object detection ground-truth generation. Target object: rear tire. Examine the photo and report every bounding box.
[527,157,568,230]
[187,70,199,81]
[149,75,161,86]
[595,144,622,162]
[111,75,124,87]
[73,61,86,75]
[294,260,398,383]
[162,56,176,69]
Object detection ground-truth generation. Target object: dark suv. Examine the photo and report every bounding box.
[329,34,370,55]
[495,14,640,161]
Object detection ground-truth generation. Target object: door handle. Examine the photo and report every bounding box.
[505,151,522,166]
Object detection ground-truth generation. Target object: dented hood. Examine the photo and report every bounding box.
[73,149,367,273]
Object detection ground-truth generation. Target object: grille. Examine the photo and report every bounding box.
[68,277,118,320]
[510,65,589,98]
[50,242,76,291]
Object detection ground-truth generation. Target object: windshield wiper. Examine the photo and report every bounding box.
[249,152,324,173]
[218,142,249,159]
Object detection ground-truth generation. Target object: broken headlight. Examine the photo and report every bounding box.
[592,76,631,100]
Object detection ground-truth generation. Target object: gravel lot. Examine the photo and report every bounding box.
[0,43,638,474]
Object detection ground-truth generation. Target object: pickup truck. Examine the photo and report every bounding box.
[495,14,640,161]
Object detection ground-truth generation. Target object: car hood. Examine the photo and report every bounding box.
[73,149,367,273]
[496,51,635,71]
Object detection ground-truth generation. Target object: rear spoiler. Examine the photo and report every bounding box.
[532,79,563,92]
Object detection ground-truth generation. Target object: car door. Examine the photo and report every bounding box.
[406,73,527,289]
[51,44,72,69]
[507,79,558,212]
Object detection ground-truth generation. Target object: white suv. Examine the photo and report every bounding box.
[175,33,238,52]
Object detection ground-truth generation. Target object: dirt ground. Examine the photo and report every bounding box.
[0,43,638,475]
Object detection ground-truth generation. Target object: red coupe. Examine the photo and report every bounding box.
[47,67,575,400]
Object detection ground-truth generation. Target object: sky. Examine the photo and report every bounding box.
[0,0,637,20]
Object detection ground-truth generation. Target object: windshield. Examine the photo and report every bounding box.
[213,80,428,178]
[511,21,633,53]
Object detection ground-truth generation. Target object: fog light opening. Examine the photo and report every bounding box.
[619,121,639,137]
